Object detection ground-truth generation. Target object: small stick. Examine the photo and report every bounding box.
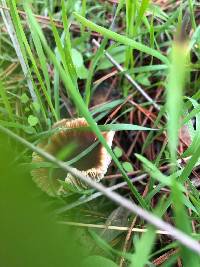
[58,221,169,235]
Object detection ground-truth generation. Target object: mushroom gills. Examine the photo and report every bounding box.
[31,118,115,196]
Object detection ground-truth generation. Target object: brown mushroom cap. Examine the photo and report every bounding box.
[32,118,115,196]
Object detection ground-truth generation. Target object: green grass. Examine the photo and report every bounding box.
[1,0,200,266]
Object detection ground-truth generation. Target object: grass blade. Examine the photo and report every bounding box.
[74,12,169,65]
[0,80,14,121]
[167,40,188,165]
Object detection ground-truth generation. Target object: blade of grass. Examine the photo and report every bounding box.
[0,80,14,121]
[171,182,200,266]
[130,198,164,267]
[167,40,188,165]
[28,16,51,97]
[98,124,157,131]
[49,13,77,86]
[85,39,108,106]
[134,0,150,34]
[135,154,185,191]
[61,0,77,84]
[166,35,198,265]
[125,0,135,68]
[188,0,196,30]
[179,129,200,183]
[81,0,86,35]
[52,0,74,119]
[74,12,169,65]
[130,228,156,267]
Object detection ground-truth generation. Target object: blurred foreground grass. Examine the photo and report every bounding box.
[0,133,88,267]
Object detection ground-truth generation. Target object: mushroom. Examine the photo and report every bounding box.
[31,118,115,196]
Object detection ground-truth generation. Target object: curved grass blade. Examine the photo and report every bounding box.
[98,124,157,132]
[74,12,169,65]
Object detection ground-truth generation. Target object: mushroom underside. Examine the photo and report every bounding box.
[31,118,114,196]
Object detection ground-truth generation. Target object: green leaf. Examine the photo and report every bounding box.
[0,81,14,121]
[130,227,156,267]
[130,197,166,267]
[135,154,185,191]
[122,162,133,172]
[28,115,39,127]
[77,66,88,79]
[20,93,29,104]
[71,48,84,68]
[136,73,151,86]
[113,146,123,158]
[32,101,40,113]
[25,107,30,112]
[91,99,123,116]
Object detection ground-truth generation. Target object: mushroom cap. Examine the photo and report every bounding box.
[31,118,115,196]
